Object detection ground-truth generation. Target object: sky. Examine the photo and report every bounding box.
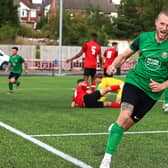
[32,0,42,4]
[112,0,121,5]
[32,0,121,5]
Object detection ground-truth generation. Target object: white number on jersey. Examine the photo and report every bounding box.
[91,46,96,55]
[107,51,112,58]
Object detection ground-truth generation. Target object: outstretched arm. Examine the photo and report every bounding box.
[66,49,84,63]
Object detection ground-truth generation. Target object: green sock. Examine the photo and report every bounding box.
[105,122,124,155]
[164,89,168,104]
[14,80,19,85]
[9,83,13,92]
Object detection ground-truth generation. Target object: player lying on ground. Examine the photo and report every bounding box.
[71,79,121,108]
[5,47,27,94]
[95,73,124,103]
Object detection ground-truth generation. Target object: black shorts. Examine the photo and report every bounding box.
[84,68,96,77]
[104,68,113,77]
[121,83,156,122]
[84,90,104,108]
[8,72,20,80]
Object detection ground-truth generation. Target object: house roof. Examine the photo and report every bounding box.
[41,0,51,9]
[20,0,37,9]
[41,0,118,13]
[64,0,118,13]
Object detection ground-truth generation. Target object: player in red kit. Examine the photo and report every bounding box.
[102,42,118,77]
[66,33,102,92]
[71,79,121,108]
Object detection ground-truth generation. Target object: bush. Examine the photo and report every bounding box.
[18,25,44,38]
[0,24,18,43]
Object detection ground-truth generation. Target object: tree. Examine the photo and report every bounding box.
[0,0,19,43]
[111,0,143,39]
[62,12,89,45]
[0,0,19,27]
[41,5,110,46]
[138,0,168,31]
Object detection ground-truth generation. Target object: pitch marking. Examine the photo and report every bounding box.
[0,122,92,168]
[30,130,168,137]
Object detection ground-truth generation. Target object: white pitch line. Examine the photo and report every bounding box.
[0,122,92,168]
[31,132,109,137]
[30,130,168,137]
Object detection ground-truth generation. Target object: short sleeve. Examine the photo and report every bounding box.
[130,35,140,52]
[20,56,25,63]
[103,50,107,57]
[82,43,87,52]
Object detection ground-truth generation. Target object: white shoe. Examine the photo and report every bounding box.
[164,105,168,112]
[99,158,111,168]
[108,123,114,132]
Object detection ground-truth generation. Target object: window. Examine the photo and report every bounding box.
[109,0,113,3]
[31,10,36,18]
[21,9,27,17]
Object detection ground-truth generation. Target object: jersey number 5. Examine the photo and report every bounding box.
[91,46,96,55]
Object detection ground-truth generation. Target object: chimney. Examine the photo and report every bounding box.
[13,0,20,6]
[49,0,59,17]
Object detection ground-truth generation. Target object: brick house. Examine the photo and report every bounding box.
[14,0,39,29]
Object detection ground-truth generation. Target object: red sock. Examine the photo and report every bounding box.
[110,85,120,91]
[86,81,90,90]
[111,103,120,108]
[91,82,96,92]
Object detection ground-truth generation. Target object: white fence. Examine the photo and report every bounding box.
[0,40,130,60]
[40,46,110,60]
[0,45,36,59]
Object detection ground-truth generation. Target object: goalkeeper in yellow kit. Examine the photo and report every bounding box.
[95,73,124,104]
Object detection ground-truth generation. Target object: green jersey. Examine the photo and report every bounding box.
[9,54,25,74]
[126,31,168,100]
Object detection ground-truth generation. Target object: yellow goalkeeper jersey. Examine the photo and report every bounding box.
[98,77,124,102]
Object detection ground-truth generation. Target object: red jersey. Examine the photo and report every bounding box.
[82,40,101,68]
[103,48,118,68]
[73,86,88,107]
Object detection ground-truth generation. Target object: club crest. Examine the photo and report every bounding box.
[162,52,167,58]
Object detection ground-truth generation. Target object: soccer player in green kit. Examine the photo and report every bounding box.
[5,47,27,94]
[100,11,168,168]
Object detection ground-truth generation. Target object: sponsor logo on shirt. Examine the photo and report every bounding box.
[145,54,161,71]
